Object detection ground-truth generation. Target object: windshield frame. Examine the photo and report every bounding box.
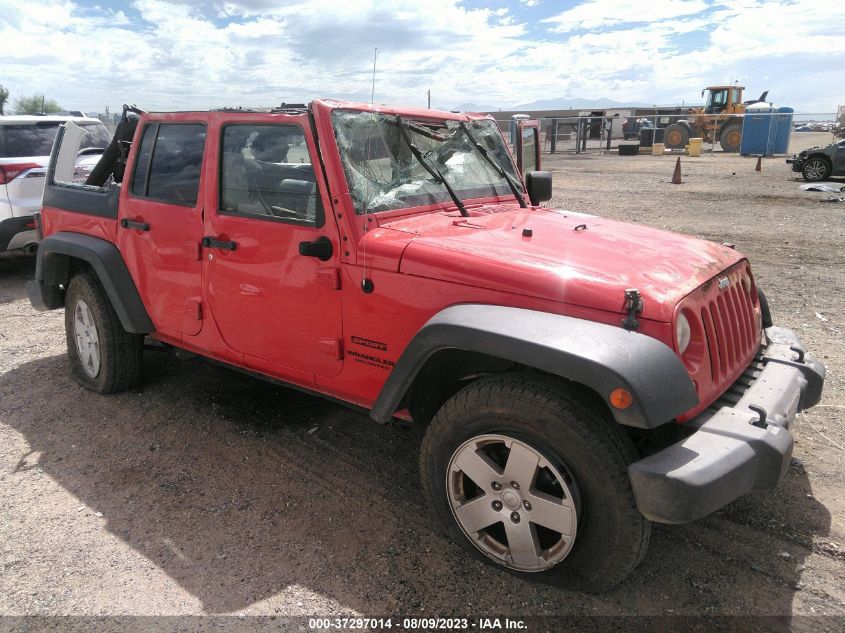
[329,108,523,217]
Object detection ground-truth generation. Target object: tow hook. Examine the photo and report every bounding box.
[622,288,643,331]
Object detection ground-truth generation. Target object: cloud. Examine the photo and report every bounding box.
[542,0,710,32]
[0,0,842,114]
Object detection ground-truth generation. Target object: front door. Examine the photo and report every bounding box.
[202,115,343,379]
[118,121,207,338]
[833,140,845,177]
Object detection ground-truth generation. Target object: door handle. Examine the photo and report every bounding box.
[202,236,238,251]
[298,236,333,261]
[120,218,149,231]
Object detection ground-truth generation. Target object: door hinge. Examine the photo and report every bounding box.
[318,338,343,360]
[186,297,202,320]
[317,268,341,290]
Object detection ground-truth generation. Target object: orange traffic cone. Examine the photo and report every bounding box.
[671,157,682,184]
[755,156,762,172]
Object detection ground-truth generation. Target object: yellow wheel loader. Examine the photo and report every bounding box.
[664,86,769,153]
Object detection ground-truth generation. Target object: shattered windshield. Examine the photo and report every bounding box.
[331,110,521,215]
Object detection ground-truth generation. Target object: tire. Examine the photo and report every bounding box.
[719,122,742,153]
[65,271,143,393]
[801,157,831,182]
[420,373,650,592]
[664,123,690,149]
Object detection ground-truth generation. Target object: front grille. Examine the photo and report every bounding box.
[700,281,759,383]
[706,350,765,412]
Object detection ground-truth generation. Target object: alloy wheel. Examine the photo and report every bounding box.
[73,299,101,378]
[446,434,578,572]
[804,159,828,181]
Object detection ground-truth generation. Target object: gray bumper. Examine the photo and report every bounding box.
[629,327,825,524]
[786,157,803,172]
[0,216,35,252]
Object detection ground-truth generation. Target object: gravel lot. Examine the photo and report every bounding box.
[1,133,842,628]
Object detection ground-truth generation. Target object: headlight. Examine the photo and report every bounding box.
[676,313,691,355]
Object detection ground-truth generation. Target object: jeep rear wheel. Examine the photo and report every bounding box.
[420,373,650,592]
[65,272,143,393]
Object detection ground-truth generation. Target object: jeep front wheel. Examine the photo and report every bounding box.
[65,271,143,393]
[419,373,650,592]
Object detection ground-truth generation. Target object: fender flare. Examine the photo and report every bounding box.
[370,304,698,429]
[28,232,154,334]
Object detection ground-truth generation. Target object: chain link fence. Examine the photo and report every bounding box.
[491,112,839,157]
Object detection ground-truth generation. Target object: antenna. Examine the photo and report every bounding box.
[371,47,378,104]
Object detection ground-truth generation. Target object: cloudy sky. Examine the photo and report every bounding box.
[1,0,842,114]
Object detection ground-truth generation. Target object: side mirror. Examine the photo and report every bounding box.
[525,171,552,206]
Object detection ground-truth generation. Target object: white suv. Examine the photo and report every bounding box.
[0,115,111,254]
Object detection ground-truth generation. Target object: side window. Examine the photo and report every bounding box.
[131,123,206,206]
[131,125,155,195]
[219,124,323,226]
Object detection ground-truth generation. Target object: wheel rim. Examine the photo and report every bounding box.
[667,130,682,146]
[805,160,826,180]
[73,299,101,378]
[723,128,741,150]
[446,434,578,572]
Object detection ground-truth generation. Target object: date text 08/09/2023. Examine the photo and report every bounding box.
[308,617,527,630]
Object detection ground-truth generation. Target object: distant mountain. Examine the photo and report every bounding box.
[447,102,502,112]
[447,97,652,112]
[511,97,651,110]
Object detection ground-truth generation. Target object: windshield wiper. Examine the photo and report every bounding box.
[459,121,527,208]
[395,115,469,217]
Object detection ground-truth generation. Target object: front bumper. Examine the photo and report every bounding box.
[629,327,825,524]
[786,157,804,172]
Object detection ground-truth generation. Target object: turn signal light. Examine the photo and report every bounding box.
[609,388,633,410]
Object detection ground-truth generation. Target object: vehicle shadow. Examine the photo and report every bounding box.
[0,252,35,305]
[1,351,833,621]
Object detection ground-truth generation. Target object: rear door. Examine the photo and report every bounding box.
[117,120,207,338]
[201,114,343,379]
[515,119,541,178]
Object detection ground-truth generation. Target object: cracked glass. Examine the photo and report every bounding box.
[331,110,521,215]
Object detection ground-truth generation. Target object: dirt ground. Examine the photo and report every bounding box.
[0,132,843,628]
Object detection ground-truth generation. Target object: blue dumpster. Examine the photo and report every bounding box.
[740,105,794,155]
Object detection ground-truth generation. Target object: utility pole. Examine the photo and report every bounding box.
[371,47,378,104]
[427,90,431,109]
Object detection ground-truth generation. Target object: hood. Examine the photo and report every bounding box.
[376,206,744,322]
[797,145,830,156]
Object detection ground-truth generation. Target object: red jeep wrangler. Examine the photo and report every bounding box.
[27,101,824,591]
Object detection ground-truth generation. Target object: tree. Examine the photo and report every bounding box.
[0,84,9,115]
[13,94,62,115]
